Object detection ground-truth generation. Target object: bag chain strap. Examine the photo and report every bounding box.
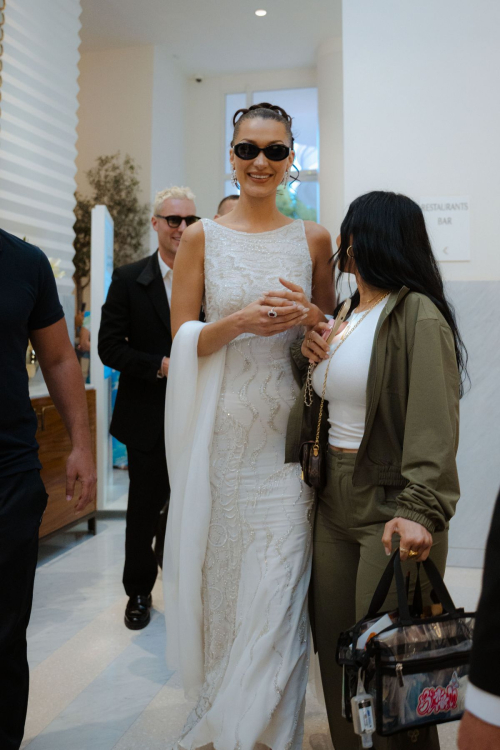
[307,293,390,454]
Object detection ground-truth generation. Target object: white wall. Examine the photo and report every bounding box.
[342,0,500,565]
[76,46,155,204]
[149,46,187,250]
[76,45,188,254]
[184,67,317,219]
[342,0,500,284]
[0,0,82,327]
[317,38,343,239]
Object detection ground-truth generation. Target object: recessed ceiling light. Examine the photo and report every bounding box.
[255,9,267,16]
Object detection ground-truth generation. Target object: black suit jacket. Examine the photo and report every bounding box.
[469,488,500,697]
[98,251,171,451]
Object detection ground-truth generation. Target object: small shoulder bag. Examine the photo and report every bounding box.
[299,299,351,489]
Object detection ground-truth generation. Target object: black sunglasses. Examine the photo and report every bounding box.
[233,142,291,161]
[155,214,200,228]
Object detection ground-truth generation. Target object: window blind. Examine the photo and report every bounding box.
[0,0,81,297]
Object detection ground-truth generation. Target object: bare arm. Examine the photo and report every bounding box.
[306,221,336,317]
[78,326,91,353]
[171,222,310,357]
[30,318,97,511]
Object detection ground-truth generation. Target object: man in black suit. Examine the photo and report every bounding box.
[98,186,199,630]
[458,488,500,749]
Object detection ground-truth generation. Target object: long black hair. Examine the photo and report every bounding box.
[336,191,469,397]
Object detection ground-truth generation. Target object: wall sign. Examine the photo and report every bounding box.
[419,196,470,262]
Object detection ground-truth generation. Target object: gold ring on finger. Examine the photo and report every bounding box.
[408,549,419,558]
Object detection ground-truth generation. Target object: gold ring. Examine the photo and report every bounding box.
[408,549,419,558]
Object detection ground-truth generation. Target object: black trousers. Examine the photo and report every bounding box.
[123,436,170,597]
[0,470,47,750]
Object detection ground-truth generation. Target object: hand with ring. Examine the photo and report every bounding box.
[261,277,326,328]
[301,322,331,362]
[237,296,308,338]
[401,548,419,559]
[382,517,433,562]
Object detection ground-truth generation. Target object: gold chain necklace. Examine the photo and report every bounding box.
[354,290,387,313]
[304,293,390,409]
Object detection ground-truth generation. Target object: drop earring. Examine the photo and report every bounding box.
[281,169,290,187]
[231,168,238,187]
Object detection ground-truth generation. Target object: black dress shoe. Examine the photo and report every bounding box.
[124,594,152,630]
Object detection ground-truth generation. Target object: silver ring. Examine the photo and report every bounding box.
[267,308,278,318]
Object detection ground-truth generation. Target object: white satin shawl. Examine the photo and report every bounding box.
[163,321,226,697]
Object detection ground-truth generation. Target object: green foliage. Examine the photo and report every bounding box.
[276,185,317,222]
[73,196,92,286]
[73,153,150,298]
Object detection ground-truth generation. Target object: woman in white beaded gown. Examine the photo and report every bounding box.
[164,103,334,750]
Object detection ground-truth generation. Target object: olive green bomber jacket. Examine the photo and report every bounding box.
[285,287,461,533]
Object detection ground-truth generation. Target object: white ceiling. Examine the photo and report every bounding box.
[79,0,342,76]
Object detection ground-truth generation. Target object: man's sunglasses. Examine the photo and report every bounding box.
[155,214,200,228]
[233,142,291,161]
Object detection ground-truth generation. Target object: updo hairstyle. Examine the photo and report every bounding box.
[231,103,294,147]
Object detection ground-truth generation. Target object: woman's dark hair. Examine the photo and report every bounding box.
[336,191,469,397]
[232,102,294,147]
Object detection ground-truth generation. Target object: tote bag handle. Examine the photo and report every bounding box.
[367,549,459,626]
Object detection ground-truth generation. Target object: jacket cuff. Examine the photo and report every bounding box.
[466,683,500,727]
[394,505,436,533]
[290,339,309,373]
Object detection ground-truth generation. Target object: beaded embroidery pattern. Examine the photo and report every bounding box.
[176,220,315,750]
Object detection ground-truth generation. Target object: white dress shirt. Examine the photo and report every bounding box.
[158,252,173,307]
[157,252,173,378]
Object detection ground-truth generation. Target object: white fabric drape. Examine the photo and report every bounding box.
[163,321,226,697]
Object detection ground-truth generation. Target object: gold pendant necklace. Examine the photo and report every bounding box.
[354,290,389,314]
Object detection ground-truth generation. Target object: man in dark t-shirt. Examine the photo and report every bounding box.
[0,229,96,750]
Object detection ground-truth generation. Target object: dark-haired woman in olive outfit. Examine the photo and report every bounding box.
[283,191,466,749]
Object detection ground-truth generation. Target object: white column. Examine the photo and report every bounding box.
[0,0,82,335]
[90,206,115,511]
[317,37,344,238]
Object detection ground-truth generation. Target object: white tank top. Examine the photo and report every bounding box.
[311,297,388,449]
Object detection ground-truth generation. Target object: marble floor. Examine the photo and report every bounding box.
[23,519,482,749]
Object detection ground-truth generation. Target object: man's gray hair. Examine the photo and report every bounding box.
[153,186,196,214]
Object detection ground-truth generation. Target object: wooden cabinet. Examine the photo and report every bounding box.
[31,388,97,539]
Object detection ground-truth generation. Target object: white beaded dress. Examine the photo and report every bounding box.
[167,218,314,750]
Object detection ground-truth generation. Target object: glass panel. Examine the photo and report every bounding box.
[252,88,319,172]
[276,181,319,222]
[225,92,247,174]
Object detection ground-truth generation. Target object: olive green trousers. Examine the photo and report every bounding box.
[312,449,449,750]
